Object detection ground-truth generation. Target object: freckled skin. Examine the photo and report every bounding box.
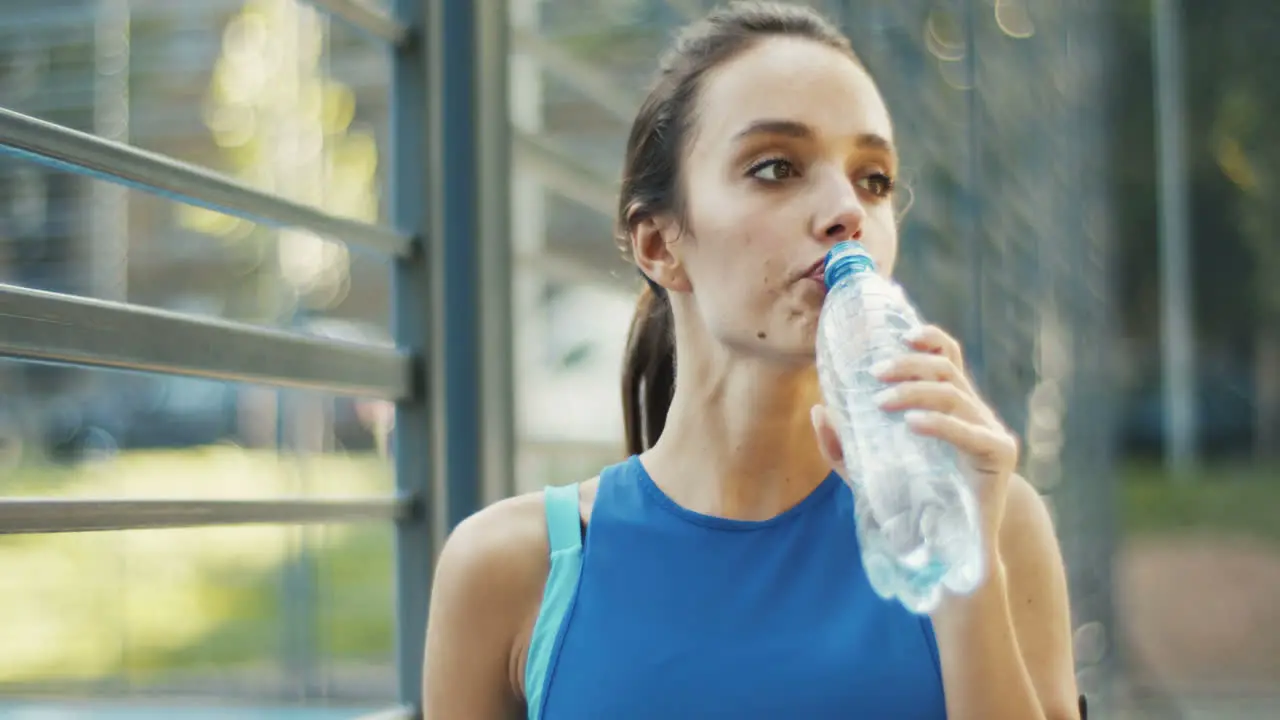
[666,36,899,367]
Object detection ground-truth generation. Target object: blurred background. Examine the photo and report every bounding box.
[0,0,1276,718]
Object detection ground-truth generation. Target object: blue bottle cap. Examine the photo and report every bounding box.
[823,241,877,289]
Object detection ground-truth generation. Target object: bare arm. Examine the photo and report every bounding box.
[423,493,549,720]
[1000,476,1081,716]
[931,474,1081,720]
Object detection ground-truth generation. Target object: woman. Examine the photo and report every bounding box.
[424,2,1081,718]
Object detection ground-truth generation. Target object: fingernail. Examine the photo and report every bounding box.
[870,360,894,378]
[873,388,899,407]
[904,410,929,426]
[904,328,926,343]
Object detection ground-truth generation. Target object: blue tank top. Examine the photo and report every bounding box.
[524,456,947,719]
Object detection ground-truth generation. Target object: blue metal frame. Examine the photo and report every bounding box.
[387,0,433,710]
[0,0,513,715]
[389,0,510,712]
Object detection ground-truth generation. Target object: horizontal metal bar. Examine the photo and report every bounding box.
[0,107,412,257]
[352,706,418,720]
[0,495,414,535]
[305,0,410,45]
[0,283,412,400]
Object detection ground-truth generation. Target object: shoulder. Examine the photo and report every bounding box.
[425,491,551,687]
[425,479,601,695]
[424,482,594,709]
[423,488,550,707]
[432,476,601,610]
[433,489,552,605]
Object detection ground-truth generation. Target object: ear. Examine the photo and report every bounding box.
[631,212,691,293]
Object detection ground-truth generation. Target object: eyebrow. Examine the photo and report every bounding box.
[733,119,896,155]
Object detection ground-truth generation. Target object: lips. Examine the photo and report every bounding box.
[802,258,826,282]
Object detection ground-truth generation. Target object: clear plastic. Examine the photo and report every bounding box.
[815,241,985,613]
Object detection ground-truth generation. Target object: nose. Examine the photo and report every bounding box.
[810,175,865,245]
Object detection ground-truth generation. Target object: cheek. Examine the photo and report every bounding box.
[693,208,786,278]
[864,211,900,276]
[710,244,788,314]
[732,229,795,311]
[689,235,791,334]
[684,184,809,309]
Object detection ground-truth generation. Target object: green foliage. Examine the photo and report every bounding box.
[1112,0,1280,339]
[0,450,394,689]
[1122,461,1280,543]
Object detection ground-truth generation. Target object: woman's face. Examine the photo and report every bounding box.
[664,36,899,364]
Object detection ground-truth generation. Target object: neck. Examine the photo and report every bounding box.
[644,342,832,522]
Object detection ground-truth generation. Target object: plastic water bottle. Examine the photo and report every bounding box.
[815,240,984,613]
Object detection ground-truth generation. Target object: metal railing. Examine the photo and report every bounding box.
[0,108,413,257]
[0,284,411,397]
[0,0,514,717]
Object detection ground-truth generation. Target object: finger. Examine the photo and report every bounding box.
[904,325,980,392]
[905,324,965,368]
[874,381,988,424]
[810,404,847,473]
[872,352,970,390]
[904,410,1018,475]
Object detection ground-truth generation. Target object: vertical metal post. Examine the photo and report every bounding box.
[280,389,321,699]
[1061,3,1120,709]
[90,0,129,303]
[92,0,132,692]
[509,0,545,495]
[421,0,485,532]
[960,0,987,392]
[391,0,505,709]
[388,0,433,709]
[1152,0,1197,475]
[280,2,323,696]
[474,0,515,506]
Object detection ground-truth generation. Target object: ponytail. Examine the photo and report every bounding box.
[621,283,676,456]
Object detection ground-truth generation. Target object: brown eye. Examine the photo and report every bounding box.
[857,172,896,198]
[748,158,799,182]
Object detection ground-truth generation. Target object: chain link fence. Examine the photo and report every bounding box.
[520,0,1123,710]
[846,0,1120,708]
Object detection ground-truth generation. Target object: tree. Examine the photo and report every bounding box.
[1110,0,1279,459]
[1186,0,1280,458]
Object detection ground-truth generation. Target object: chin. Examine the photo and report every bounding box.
[761,330,820,367]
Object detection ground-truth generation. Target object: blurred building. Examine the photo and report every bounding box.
[0,0,1275,717]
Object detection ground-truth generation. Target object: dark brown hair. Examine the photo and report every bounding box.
[618,1,859,455]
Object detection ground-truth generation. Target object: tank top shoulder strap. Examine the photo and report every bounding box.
[524,482,584,719]
[543,481,583,553]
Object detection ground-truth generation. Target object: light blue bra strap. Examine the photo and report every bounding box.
[543,482,583,553]
[525,482,585,720]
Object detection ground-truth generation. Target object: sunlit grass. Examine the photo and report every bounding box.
[1121,461,1280,544]
[0,448,393,686]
